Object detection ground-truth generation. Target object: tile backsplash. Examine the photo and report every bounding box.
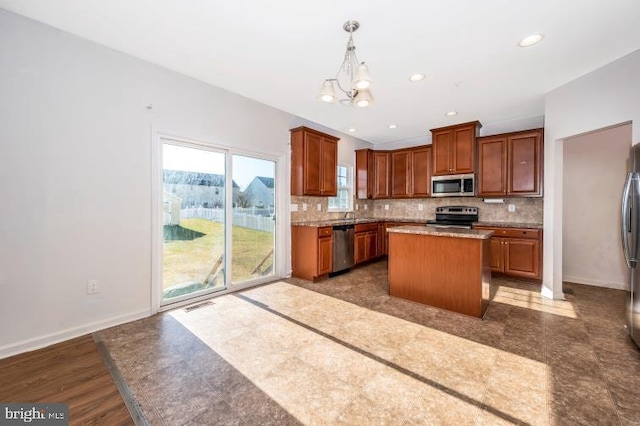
[291,196,543,224]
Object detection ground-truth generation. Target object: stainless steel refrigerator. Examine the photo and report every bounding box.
[621,144,640,347]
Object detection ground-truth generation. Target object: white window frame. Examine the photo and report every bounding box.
[328,163,353,212]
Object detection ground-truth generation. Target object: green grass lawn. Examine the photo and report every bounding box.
[163,218,274,291]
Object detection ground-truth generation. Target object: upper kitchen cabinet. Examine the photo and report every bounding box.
[391,149,411,198]
[477,128,543,197]
[390,146,432,198]
[290,126,339,196]
[411,146,432,197]
[431,121,482,176]
[355,149,391,199]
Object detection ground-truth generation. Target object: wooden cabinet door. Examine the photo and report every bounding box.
[372,152,390,199]
[477,136,508,196]
[302,132,323,195]
[391,150,411,198]
[508,130,542,196]
[489,238,505,273]
[355,149,370,199]
[452,125,475,174]
[504,238,540,278]
[318,237,333,275]
[354,232,368,264]
[377,223,385,256]
[411,146,431,197]
[366,231,379,260]
[320,137,337,195]
[432,130,452,175]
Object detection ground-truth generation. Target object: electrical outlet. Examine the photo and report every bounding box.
[418,204,424,211]
[302,203,307,211]
[290,203,298,212]
[364,205,368,210]
[87,280,99,295]
[317,204,322,211]
[355,204,359,210]
[508,204,516,212]
[384,204,389,211]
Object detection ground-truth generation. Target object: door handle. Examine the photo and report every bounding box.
[621,172,635,268]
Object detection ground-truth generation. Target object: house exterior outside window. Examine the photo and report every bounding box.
[328,164,353,212]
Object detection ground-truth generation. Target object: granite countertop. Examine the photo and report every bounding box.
[291,217,427,227]
[387,225,493,240]
[291,218,543,230]
[473,221,543,229]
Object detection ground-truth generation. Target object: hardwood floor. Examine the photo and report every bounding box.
[0,335,133,425]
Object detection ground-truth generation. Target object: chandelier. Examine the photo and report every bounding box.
[319,20,373,108]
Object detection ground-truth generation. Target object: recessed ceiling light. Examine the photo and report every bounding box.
[518,33,544,47]
[348,128,356,133]
[388,124,398,129]
[409,73,425,82]
[445,111,458,117]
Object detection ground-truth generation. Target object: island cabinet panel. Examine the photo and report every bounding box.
[388,232,490,318]
[291,226,332,281]
[431,121,481,176]
[291,126,339,196]
[475,226,542,280]
[477,128,543,197]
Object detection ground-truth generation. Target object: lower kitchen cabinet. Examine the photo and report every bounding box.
[475,226,542,279]
[354,223,378,264]
[291,226,332,281]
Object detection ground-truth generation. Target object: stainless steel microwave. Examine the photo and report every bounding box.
[431,173,475,197]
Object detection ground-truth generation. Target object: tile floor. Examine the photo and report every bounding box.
[98,261,640,425]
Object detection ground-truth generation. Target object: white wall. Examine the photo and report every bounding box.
[0,10,371,358]
[563,124,631,289]
[544,49,640,299]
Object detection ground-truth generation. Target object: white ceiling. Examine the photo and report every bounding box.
[2,0,640,145]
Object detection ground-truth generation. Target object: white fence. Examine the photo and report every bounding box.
[180,207,275,233]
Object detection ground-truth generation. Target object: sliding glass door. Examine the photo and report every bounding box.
[232,155,276,284]
[158,138,278,306]
[161,143,227,304]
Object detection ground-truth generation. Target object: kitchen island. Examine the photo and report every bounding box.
[387,226,493,318]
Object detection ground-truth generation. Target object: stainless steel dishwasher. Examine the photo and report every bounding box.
[331,224,355,276]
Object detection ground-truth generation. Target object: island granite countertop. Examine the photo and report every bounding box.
[387,225,493,240]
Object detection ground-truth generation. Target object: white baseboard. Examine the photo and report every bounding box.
[540,285,564,300]
[563,275,627,290]
[0,309,151,360]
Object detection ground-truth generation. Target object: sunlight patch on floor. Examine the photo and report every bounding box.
[492,285,577,318]
[170,282,547,424]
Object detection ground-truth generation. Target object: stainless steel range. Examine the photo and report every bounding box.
[426,206,478,229]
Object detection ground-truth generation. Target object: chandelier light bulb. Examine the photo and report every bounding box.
[319,80,336,103]
[353,63,372,90]
[354,89,373,108]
